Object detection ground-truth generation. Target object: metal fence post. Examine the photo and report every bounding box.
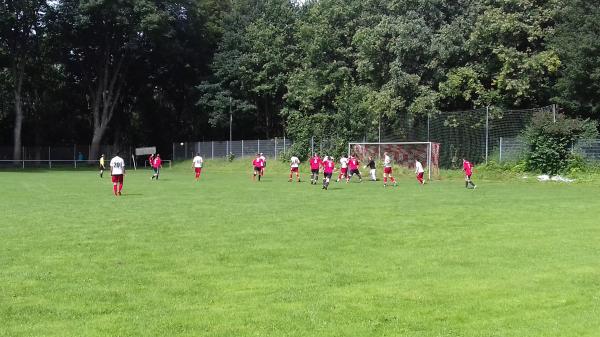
[553,104,556,123]
[283,136,286,154]
[311,136,314,155]
[257,139,260,153]
[275,138,277,158]
[211,141,214,159]
[485,106,489,164]
[172,143,175,161]
[49,146,51,169]
[499,137,503,163]
[427,114,431,142]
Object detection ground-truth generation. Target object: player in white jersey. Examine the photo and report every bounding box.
[192,153,203,181]
[259,153,266,177]
[415,159,425,185]
[109,154,126,196]
[382,152,397,187]
[336,155,348,182]
[289,155,301,182]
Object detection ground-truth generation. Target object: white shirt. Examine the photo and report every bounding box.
[290,156,300,168]
[339,157,348,168]
[415,161,424,174]
[384,155,392,168]
[110,156,125,175]
[260,155,266,162]
[193,156,203,168]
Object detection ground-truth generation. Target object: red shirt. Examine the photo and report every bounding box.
[323,160,335,173]
[253,158,264,168]
[463,160,473,176]
[348,158,359,170]
[310,156,322,170]
[153,157,162,168]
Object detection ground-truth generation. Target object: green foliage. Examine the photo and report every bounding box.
[524,112,598,174]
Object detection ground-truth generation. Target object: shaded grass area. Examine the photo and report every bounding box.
[1,160,599,336]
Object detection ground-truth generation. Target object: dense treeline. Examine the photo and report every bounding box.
[0,0,598,159]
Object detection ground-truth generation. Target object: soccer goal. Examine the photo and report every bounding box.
[348,142,440,180]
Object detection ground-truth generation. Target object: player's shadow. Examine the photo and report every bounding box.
[123,193,144,196]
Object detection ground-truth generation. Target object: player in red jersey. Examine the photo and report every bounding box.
[463,158,476,189]
[346,154,362,183]
[322,156,335,190]
[252,153,264,181]
[151,154,162,180]
[148,154,154,169]
[309,153,322,185]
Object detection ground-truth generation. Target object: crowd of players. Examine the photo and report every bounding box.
[98,151,476,196]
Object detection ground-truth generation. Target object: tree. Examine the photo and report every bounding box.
[0,0,48,160]
[551,0,600,118]
[55,0,171,160]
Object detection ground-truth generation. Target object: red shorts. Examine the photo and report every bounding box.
[290,167,299,172]
[111,175,124,183]
[340,168,347,174]
[417,172,424,179]
[384,167,392,174]
[195,167,202,174]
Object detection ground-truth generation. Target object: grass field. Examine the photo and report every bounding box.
[1,160,600,337]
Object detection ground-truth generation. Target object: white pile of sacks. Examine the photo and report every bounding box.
[536,175,575,183]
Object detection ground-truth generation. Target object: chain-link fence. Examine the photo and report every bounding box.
[172,138,293,161]
[373,105,557,168]
[498,138,600,163]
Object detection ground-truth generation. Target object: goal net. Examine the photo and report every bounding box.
[348,142,440,180]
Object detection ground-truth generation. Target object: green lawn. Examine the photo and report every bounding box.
[1,160,599,337]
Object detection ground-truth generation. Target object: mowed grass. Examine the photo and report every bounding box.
[1,160,600,337]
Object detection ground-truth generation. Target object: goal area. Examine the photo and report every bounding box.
[348,142,440,180]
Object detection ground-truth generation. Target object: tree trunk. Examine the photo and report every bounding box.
[90,126,107,163]
[88,54,125,162]
[12,68,24,163]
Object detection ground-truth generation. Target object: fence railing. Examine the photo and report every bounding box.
[173,138,293,161]
[0,159,172,169]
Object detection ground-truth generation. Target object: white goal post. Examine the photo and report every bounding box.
[348,142,440,180]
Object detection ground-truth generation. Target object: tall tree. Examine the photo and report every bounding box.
[551,0,600,118]
[0,0,48,160]
[55,0,169,159]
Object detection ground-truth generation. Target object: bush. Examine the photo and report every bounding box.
[524,112,598,175]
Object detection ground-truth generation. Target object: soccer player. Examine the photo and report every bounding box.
[259,152,267,177]
[192,153,203,181]
[365,156,376,181]
[383,152,398,187]
[110,153,125,196]
[151,154,162,180]
[289,155,301,182]
[322,156,335,190]
[309,153,322,185]
[252,153,264,181]
[99,154,105,178]
[148,154,154,169]
[347,154,362,182]
[337,155,348,182]
[463,158,476,189]
[415,159,425,185]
